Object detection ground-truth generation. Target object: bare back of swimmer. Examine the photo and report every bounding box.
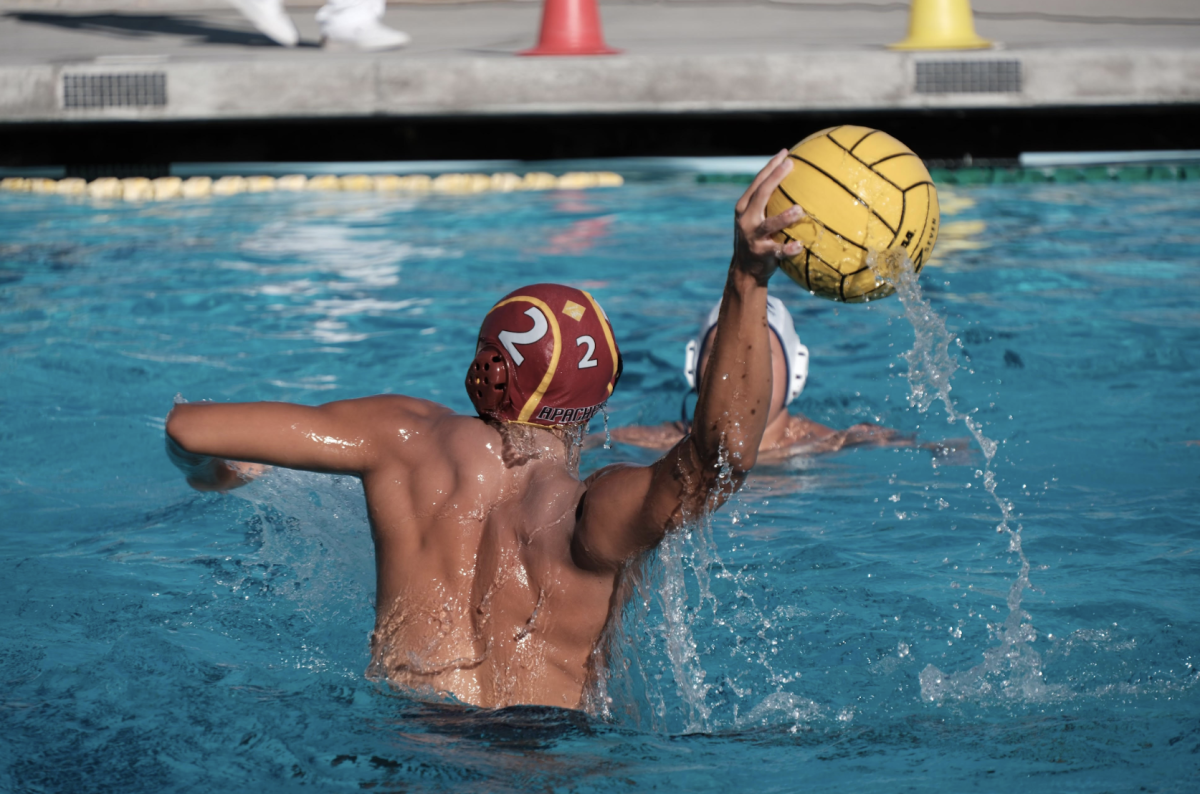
[164,152,805,710]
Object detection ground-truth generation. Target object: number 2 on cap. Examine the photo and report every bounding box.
[576,336,598,369]
[498,307,548,366]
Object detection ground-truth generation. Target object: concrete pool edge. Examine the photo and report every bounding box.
[4,47,1200,124]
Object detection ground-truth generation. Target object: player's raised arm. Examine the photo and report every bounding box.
[165,395,442,491]
[689,153,804,476]
[572,152,805,570]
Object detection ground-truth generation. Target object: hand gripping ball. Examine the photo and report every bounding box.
[766,126,940,303]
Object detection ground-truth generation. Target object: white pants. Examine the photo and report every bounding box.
[315,0,385,38]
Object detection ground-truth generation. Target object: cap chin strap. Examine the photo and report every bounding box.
[787,342,809,404]
[683,339,700,392]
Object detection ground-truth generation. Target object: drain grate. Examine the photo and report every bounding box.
[62,72,168,109]
[915,60,1021,94]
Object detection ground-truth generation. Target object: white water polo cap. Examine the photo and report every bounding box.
[683,295,810,405]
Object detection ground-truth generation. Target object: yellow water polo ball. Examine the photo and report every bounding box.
[766,125,940,303]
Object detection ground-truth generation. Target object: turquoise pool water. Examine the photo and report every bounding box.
[1,171,1198,792]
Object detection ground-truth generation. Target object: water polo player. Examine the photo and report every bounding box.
[600,295,936,462]
[164,150,802,710]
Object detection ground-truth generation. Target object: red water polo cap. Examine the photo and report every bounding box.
[468,283,621,427]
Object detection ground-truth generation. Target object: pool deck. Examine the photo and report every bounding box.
[1,0,1198,124]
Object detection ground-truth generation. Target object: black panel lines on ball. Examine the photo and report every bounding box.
[778,185,869,258]
[848,129,878,154]
[776,183,849,245]
[777,183,808,216]
[785,157,898,237]
[780,183,869,254]
[807,246,839,273]
[838,270,848,301]
[823,136,905,194]
[868,151,918,169]
[915,184,932,272]
[890,186,906,249]
[837,232,869,253]
[902,181,936,193]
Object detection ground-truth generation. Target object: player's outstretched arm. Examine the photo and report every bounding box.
[571,152,805,570]
[165,395,441,491]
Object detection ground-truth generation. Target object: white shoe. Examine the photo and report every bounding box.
[227,0,300,47]
[320,18,410,51]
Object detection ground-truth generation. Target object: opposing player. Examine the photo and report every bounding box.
[600,296,956,462]
[165,151,803,710]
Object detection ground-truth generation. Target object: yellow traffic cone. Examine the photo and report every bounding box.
[889,0,992,50]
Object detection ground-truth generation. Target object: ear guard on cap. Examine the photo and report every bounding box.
[466,344,510,415]
[683,295,809,405]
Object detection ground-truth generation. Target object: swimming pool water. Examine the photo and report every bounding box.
[1,172,1198,792]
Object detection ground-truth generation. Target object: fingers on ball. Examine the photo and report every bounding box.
[760,205,804,237]
[748,159,792,219]
[738,150,790,212]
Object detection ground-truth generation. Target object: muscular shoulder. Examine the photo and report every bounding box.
[341,396,490,467]
[570,460,664,571]
[582,461,644,489]
[338,394,451,422]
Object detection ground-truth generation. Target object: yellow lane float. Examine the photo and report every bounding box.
[1,171,625,201]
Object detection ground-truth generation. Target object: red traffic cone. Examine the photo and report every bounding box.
[519,0,620,56]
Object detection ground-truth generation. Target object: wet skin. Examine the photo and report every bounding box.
[165,152,804,710]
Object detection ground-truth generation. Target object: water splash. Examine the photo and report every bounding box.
[230,469,376,676]
[561,422,585,476]
[656,443,746,731]
[868,248,1048,703]
[493,419,583,474]
[656,527,715,732]
[586,513,732,733]
[585,458,724,733]
[586,441,816,734]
